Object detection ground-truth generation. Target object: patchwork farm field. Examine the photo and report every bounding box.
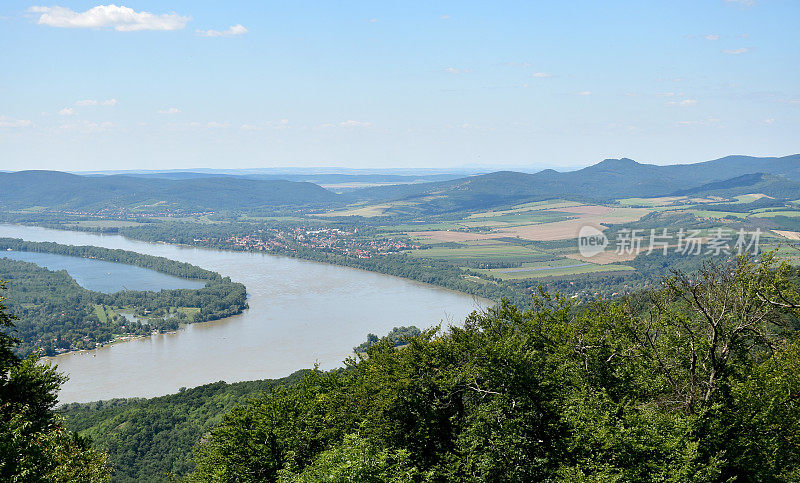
[363,194,800,284]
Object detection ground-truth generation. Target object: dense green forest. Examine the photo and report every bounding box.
[0,282,111,481]
[60,373,308,482]
[57,254,800,481]
[0,240,248,356]
[353,326,421,353]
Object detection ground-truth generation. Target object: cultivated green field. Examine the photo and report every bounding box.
[750,210,800,218]
[475,259,634,280]
[410,242,544,260]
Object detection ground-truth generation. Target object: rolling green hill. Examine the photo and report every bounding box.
[0,171,340,212]
[60,372,309,482]
[2,154,799,216]
[674,172,800,199]
[342,154,800,214]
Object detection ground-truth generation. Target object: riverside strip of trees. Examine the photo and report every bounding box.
[58,253,800,481]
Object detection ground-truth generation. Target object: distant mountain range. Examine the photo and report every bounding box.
[2,154,798,214]
[103,171,463,187]
[342,154,800,213]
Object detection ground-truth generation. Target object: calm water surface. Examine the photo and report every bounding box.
[0,224,489,403]
[2,250,205,293]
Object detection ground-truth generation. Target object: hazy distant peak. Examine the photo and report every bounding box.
[595,157,641,168]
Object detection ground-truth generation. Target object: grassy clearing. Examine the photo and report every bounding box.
[410,244,543,261]
[476,261,634,280]
[749,210,800,218]
[733,193,772,203]
[177,307,201,321]
[616,197,685,207]
[691,210,749,219]
[468,199,579,218]
[93,305,108,323]
[390,220,502,232]
[314,204,393,217]
[473,211,573,226]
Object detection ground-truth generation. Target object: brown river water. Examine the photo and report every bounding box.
[0,224,489,403]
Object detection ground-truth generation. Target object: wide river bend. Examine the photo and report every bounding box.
[0,224,489,403]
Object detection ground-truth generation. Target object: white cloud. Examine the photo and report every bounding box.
[576,91,591,96]
[240,124,260,131]
[75,99,98,106]
[506,62,531,68]
[764,118,775,125]
[704,34,720,40]
[440,14,450,20]
[531,72,552,78]
[0,116,33,128]
[158,107,180,115]
[101,98,118,106]
[368,18,378,23]
[444,67,468,74]
[196,24,248,37]
[29,5,190,31]
[58,107,75,116]
[723,47,749,55]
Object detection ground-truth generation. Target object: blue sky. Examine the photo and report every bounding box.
[0,1,797,171]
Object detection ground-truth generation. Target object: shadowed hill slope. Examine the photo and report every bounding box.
[0,171,340,211]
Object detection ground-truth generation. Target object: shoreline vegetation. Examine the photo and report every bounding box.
[0,237,248,357]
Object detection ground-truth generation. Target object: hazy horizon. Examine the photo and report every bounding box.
[11,151,799,176]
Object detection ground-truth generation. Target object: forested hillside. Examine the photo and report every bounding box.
[60,373,308,482]
[0,171,339,212]
[344,154,800,210]
[60,254,800,481]
[0,283,111,481]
